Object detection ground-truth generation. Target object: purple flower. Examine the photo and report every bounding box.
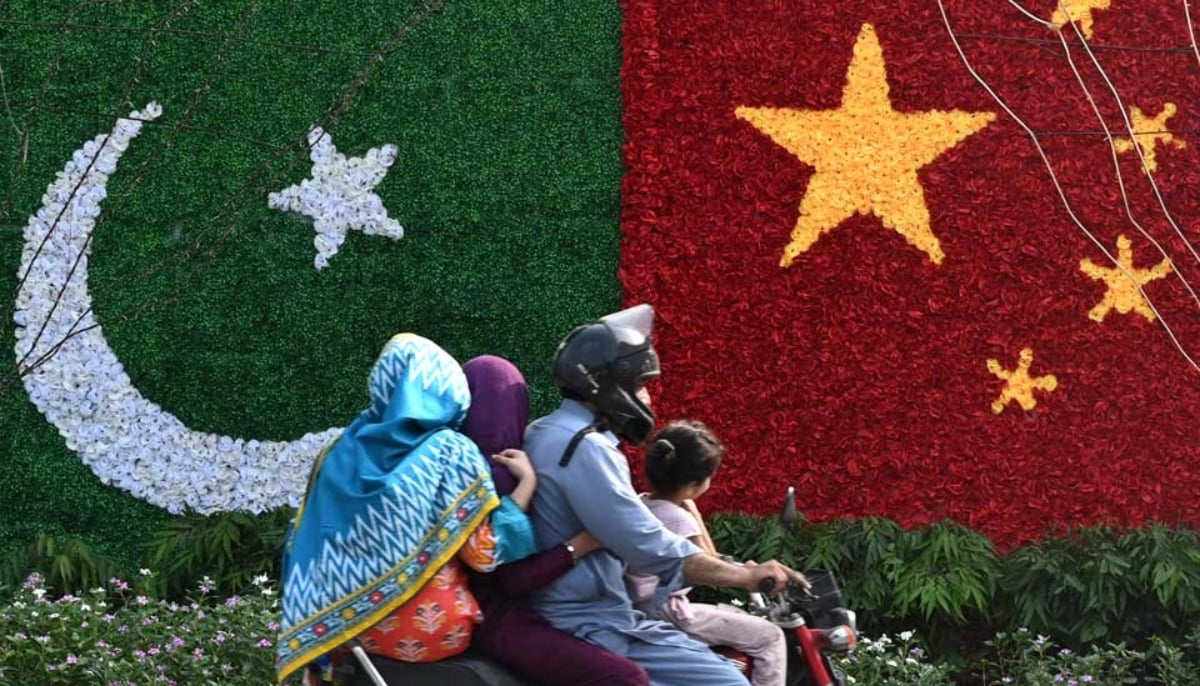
[23,572,42,589]
[142,616,154,626]
[172,636,185,648]
[66,655,78,665]
[193,647,204,661]
[117,624,129,634]
[15,632,27,640]
[268,620,280,631]
[135,596,150,606]
[109,577,130,591]
[96,641,110,649]
[225,596,240,608]
[134,650,146,659]
[102,614,116,623]
[148,647,160,656]
[257,638,273,648]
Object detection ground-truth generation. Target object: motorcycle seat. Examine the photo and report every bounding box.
[341,650,534,686]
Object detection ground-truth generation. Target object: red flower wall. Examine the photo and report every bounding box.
[620,0,1200,549]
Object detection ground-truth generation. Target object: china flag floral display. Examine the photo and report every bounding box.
[620,0,1200,547]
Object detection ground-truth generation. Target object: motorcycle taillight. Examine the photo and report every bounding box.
[816,625,857,652]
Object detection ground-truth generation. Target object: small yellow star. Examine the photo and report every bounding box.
[735,24,994,267]
[987,348,1058,414]
[1113,103,1185,173]
[1079,235,1171,322]
[1050,0,1112,40]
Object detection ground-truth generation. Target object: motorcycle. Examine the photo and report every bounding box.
[716,486,858,686]
[334,488,858,686]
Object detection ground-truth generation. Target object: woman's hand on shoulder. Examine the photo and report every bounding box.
[493,449,536,484]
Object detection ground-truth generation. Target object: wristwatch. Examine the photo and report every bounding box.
[565,542,578,563]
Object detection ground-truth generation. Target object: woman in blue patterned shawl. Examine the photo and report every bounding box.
[277,333,535,683]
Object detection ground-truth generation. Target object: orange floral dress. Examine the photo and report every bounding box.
[358,521,498,662]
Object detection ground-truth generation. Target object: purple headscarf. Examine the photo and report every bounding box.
[462,355,530,496]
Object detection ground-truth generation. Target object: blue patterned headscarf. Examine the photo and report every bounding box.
[277,334,517,682]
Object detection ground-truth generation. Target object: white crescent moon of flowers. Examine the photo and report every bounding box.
[13,103,342,515]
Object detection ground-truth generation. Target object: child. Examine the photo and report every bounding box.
[628,420,787,686]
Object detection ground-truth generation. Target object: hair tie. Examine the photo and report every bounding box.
[653,438,675,460]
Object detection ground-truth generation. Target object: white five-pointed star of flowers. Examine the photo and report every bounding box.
[268,126,404,270]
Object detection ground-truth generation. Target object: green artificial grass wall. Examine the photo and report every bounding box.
[0,0,623,566]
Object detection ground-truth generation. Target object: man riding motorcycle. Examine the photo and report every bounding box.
[522,304,807,686]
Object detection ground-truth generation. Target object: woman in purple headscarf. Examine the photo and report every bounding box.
[462,355,649,686]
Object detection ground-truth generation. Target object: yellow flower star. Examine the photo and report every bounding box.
[1079,235,1171,322]
[736,24,994,268]
[1050,0,1111,40]
[1113,103,1185,173]
[987,348,1058,414]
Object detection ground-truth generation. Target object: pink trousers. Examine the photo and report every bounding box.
[672,603,787,686]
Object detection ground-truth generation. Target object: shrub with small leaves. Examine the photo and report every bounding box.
[0,570,300,685]
[833,631,955,686]
[978,628,1147,685]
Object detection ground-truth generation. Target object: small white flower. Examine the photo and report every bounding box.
[899,630,913,641]
[139,568,153,577]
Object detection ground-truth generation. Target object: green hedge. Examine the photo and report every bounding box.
[705,513,1200,662]
[0,1,623,564]
[9,508,1200,670]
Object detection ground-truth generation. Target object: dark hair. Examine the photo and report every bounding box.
[644,420,725,495]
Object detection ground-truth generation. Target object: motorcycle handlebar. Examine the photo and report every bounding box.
[757,576,816,598]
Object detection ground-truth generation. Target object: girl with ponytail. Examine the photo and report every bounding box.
[628,421,787,686]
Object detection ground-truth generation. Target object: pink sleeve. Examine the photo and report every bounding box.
[648,500,702,539]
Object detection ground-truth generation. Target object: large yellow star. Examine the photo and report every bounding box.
[987,348,1058,414]
[735,24,995,268]
[1050,0,1111,40]
[1079,235,1171,322]
[1113,103,1185,173]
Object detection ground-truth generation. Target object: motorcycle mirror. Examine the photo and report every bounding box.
[777,486,798,528]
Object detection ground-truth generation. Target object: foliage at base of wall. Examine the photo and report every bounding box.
[8,509,1200,669]
[703,513,1200,663]
[0,509,293,601]
[7,563,1200,685]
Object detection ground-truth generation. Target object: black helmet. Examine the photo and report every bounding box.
[553,304,661,444]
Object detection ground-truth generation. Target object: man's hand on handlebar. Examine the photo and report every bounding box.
[745,560,809,594]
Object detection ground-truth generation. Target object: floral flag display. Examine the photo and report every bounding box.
[620,0,1200,546]
[0,2,623,558]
